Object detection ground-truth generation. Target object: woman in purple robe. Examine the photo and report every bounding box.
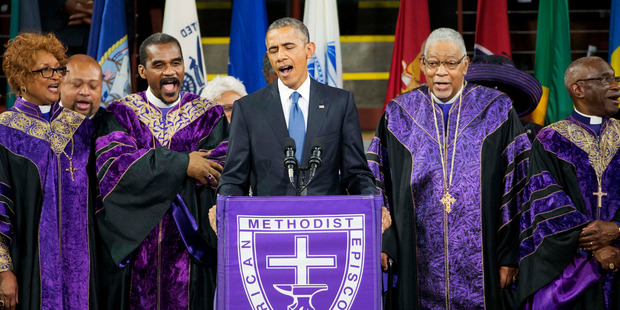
[0,33,95,309]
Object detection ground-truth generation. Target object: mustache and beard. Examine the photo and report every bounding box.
[160,77,181,103]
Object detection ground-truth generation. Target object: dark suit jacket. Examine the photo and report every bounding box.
[219,78,376,196]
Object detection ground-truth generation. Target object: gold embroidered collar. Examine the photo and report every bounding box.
[118,93,216,146]
[550,118,620,179]
[0,108,85,154]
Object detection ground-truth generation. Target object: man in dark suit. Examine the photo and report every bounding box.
[218,17,376,197]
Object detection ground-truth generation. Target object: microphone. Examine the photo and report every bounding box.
[283,138,298,185]
[308,138,324,180]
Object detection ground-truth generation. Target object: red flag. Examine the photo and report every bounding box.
[474,0,511,57]
[383,0,430,109]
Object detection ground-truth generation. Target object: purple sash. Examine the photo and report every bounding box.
[524,255,600,309]
[170,193,216,266]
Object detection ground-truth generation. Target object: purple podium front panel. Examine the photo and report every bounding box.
[217,195,382,310]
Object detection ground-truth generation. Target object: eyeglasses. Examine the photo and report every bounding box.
[31,66,68,78]
[423,55,466,70]
[575,76,620,86]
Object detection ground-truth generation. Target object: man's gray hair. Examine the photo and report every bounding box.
[266,17,310,44]
[424,28,467,57]
[564,56,606,92]
[204,75,248,101]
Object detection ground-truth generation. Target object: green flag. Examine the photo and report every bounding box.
[530,0,572,126]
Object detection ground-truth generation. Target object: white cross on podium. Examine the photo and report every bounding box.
[267,236,337,285]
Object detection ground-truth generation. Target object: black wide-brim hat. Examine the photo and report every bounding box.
[465,55,542,117]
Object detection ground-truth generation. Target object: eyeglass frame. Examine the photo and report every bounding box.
[575,76,620,86]
[422,55,467,70]
[30,66,68,78]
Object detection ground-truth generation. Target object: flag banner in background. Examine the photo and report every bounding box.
[228,0,268,94]
[87,0,132,105]
[610,0,620,75]
[383,0,430,109]
[17,0,40,32]
[5,0,21,109]
[474,0,511,57]
[303,0,343,88]
[163,0,208,96]
[530,0,572,126]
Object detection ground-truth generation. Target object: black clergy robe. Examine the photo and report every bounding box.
[519,116,620,309]
[367,84,530,309]
[94,91,228,309]
[0,97,95,309]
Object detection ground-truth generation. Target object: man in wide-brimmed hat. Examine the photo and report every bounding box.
[519,56,620,309]
[367,28,530,309]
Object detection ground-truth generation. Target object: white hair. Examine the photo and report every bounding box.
[204,75,248,101]
[424,28,467,57]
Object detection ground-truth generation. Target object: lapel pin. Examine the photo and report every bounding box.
[319,105,325,109]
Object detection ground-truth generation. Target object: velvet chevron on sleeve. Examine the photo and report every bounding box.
[518,117,620,309]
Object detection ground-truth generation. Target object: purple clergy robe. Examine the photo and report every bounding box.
[0,97,94,309]
[367,83,530,309]
[519,117,620,309]
[94,92,228,310]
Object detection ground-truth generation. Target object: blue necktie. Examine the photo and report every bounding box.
[288,91,305,163]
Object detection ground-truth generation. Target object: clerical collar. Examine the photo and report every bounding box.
[36,103,51,122]
[146,87,181,108]
[38,104,51,114]
[573,109,602,125]
[431,85,464,105]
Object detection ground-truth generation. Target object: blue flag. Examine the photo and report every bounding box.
[610,0,620,74]
[87,0,132,105]
[228,0,268,94]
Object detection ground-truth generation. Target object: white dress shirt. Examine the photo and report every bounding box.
[278,75,311,131]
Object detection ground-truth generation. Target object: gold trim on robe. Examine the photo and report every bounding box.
[0,109,86,155]
[550,119,620,180]
[119,94,217,146]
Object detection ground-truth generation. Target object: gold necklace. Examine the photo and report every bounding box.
[430,87,464,213]
[63,137,77,182]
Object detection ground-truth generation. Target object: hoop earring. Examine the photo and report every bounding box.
[20,86,27,94]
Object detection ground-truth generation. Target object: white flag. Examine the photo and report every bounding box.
[303,0,343,88]
[162,0,208,96]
